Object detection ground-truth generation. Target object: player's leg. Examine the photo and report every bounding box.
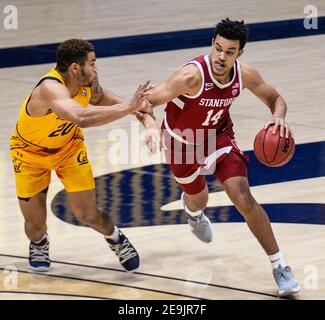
[56,143,114,235]
[169,161,212,243]
[19,188,48,243]
[18,188,50,272]
[57,142,139,271]
[223,175,300,296]
[182,184,209,212]
[182,185,213,243]
[11,151,51,272]
[223,176,279,254]
[67,189,114,235]
[216,151,300,296]
[66,188,139,271]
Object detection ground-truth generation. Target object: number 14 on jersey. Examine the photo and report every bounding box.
[202,109,224,126]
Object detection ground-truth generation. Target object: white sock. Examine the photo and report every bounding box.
[33,233,47,244]
[181,192,202,219]
[105,226,119,242]
[269,251,286,269]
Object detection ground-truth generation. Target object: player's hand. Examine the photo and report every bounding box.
[138,100,154,115]
[145,126,163,153]
[129,81,153,113]
[264,117,292,138]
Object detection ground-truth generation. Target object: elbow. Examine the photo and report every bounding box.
[73,115,88,128]
[73,109,91,128]
[77,117,89,128]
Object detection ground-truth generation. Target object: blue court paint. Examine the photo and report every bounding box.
[51,141,325,228]
[1,17,325,68]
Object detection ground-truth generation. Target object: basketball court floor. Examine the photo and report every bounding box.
[0,0,324,299]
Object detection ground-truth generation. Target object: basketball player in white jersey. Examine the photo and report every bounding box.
[138,19,300,297]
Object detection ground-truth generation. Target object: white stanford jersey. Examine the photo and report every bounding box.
[163,55,242,144]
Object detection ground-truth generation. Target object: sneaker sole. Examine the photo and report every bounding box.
[29,265,50,272]
[124,265,140,273]
[278,284,301,297]
[190,217,213,243]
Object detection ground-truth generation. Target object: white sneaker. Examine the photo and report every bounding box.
[187,212,213,243]
[273,265,300,297]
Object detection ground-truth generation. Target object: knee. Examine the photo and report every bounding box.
[75,211,99,226]
[70,205,99,226]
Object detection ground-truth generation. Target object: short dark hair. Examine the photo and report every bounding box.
[213,18,249,50]
[56,39,94,73]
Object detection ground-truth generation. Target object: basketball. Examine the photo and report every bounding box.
[253,125,295,167]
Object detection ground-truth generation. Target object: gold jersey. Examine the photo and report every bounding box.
[14,67,91,149]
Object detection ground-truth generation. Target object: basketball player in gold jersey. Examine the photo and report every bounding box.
[10,39,151,272]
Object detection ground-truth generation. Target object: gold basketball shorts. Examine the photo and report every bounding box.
[10,136,95,198]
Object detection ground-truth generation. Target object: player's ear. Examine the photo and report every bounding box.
[237,49,244,58]
[69,63,79,74]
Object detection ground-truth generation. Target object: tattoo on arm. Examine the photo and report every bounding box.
[90,77,104,105]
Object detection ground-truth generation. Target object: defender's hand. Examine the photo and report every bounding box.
[129,81,152,113]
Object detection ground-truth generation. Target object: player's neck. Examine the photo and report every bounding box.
[59,72,80,97]
[211,70,232,84]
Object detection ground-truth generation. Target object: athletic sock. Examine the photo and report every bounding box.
[32,233,47,245]
[105,226,120,243]
[269,251,286,269]
[181,192,202,219]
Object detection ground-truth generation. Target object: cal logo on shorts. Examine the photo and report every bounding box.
[77,150,89,165]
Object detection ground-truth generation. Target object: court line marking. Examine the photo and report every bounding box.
[0,254,287,299]
[0,266,203,300]
[1,17,324,68]
[0,290,110,300]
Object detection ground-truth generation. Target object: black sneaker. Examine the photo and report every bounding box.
[106,230,140,272]
[29,233,50,272]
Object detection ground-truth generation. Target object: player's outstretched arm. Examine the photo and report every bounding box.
[147,63,202,108]
[89,74,124,106]
[241,63,292,138]
[135,64,202,152]
[41,80,152,128]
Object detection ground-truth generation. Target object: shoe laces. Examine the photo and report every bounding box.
[282,266,293,280]
[188,213,207,225]
[30,242,49,262]
[110,238,137,264]
[274,266,291,282]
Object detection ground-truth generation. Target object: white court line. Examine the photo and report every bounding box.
[161,177,325,211]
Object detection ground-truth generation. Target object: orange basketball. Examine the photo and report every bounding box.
[253,125,295,167]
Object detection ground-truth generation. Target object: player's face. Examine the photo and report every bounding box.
[78,52,97,87]
[210,35,243,78]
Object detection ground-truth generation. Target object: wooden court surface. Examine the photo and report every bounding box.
[0,0,324,299]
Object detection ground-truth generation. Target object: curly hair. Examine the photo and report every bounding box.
[56,39,94,73]
[213,18,249,50]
